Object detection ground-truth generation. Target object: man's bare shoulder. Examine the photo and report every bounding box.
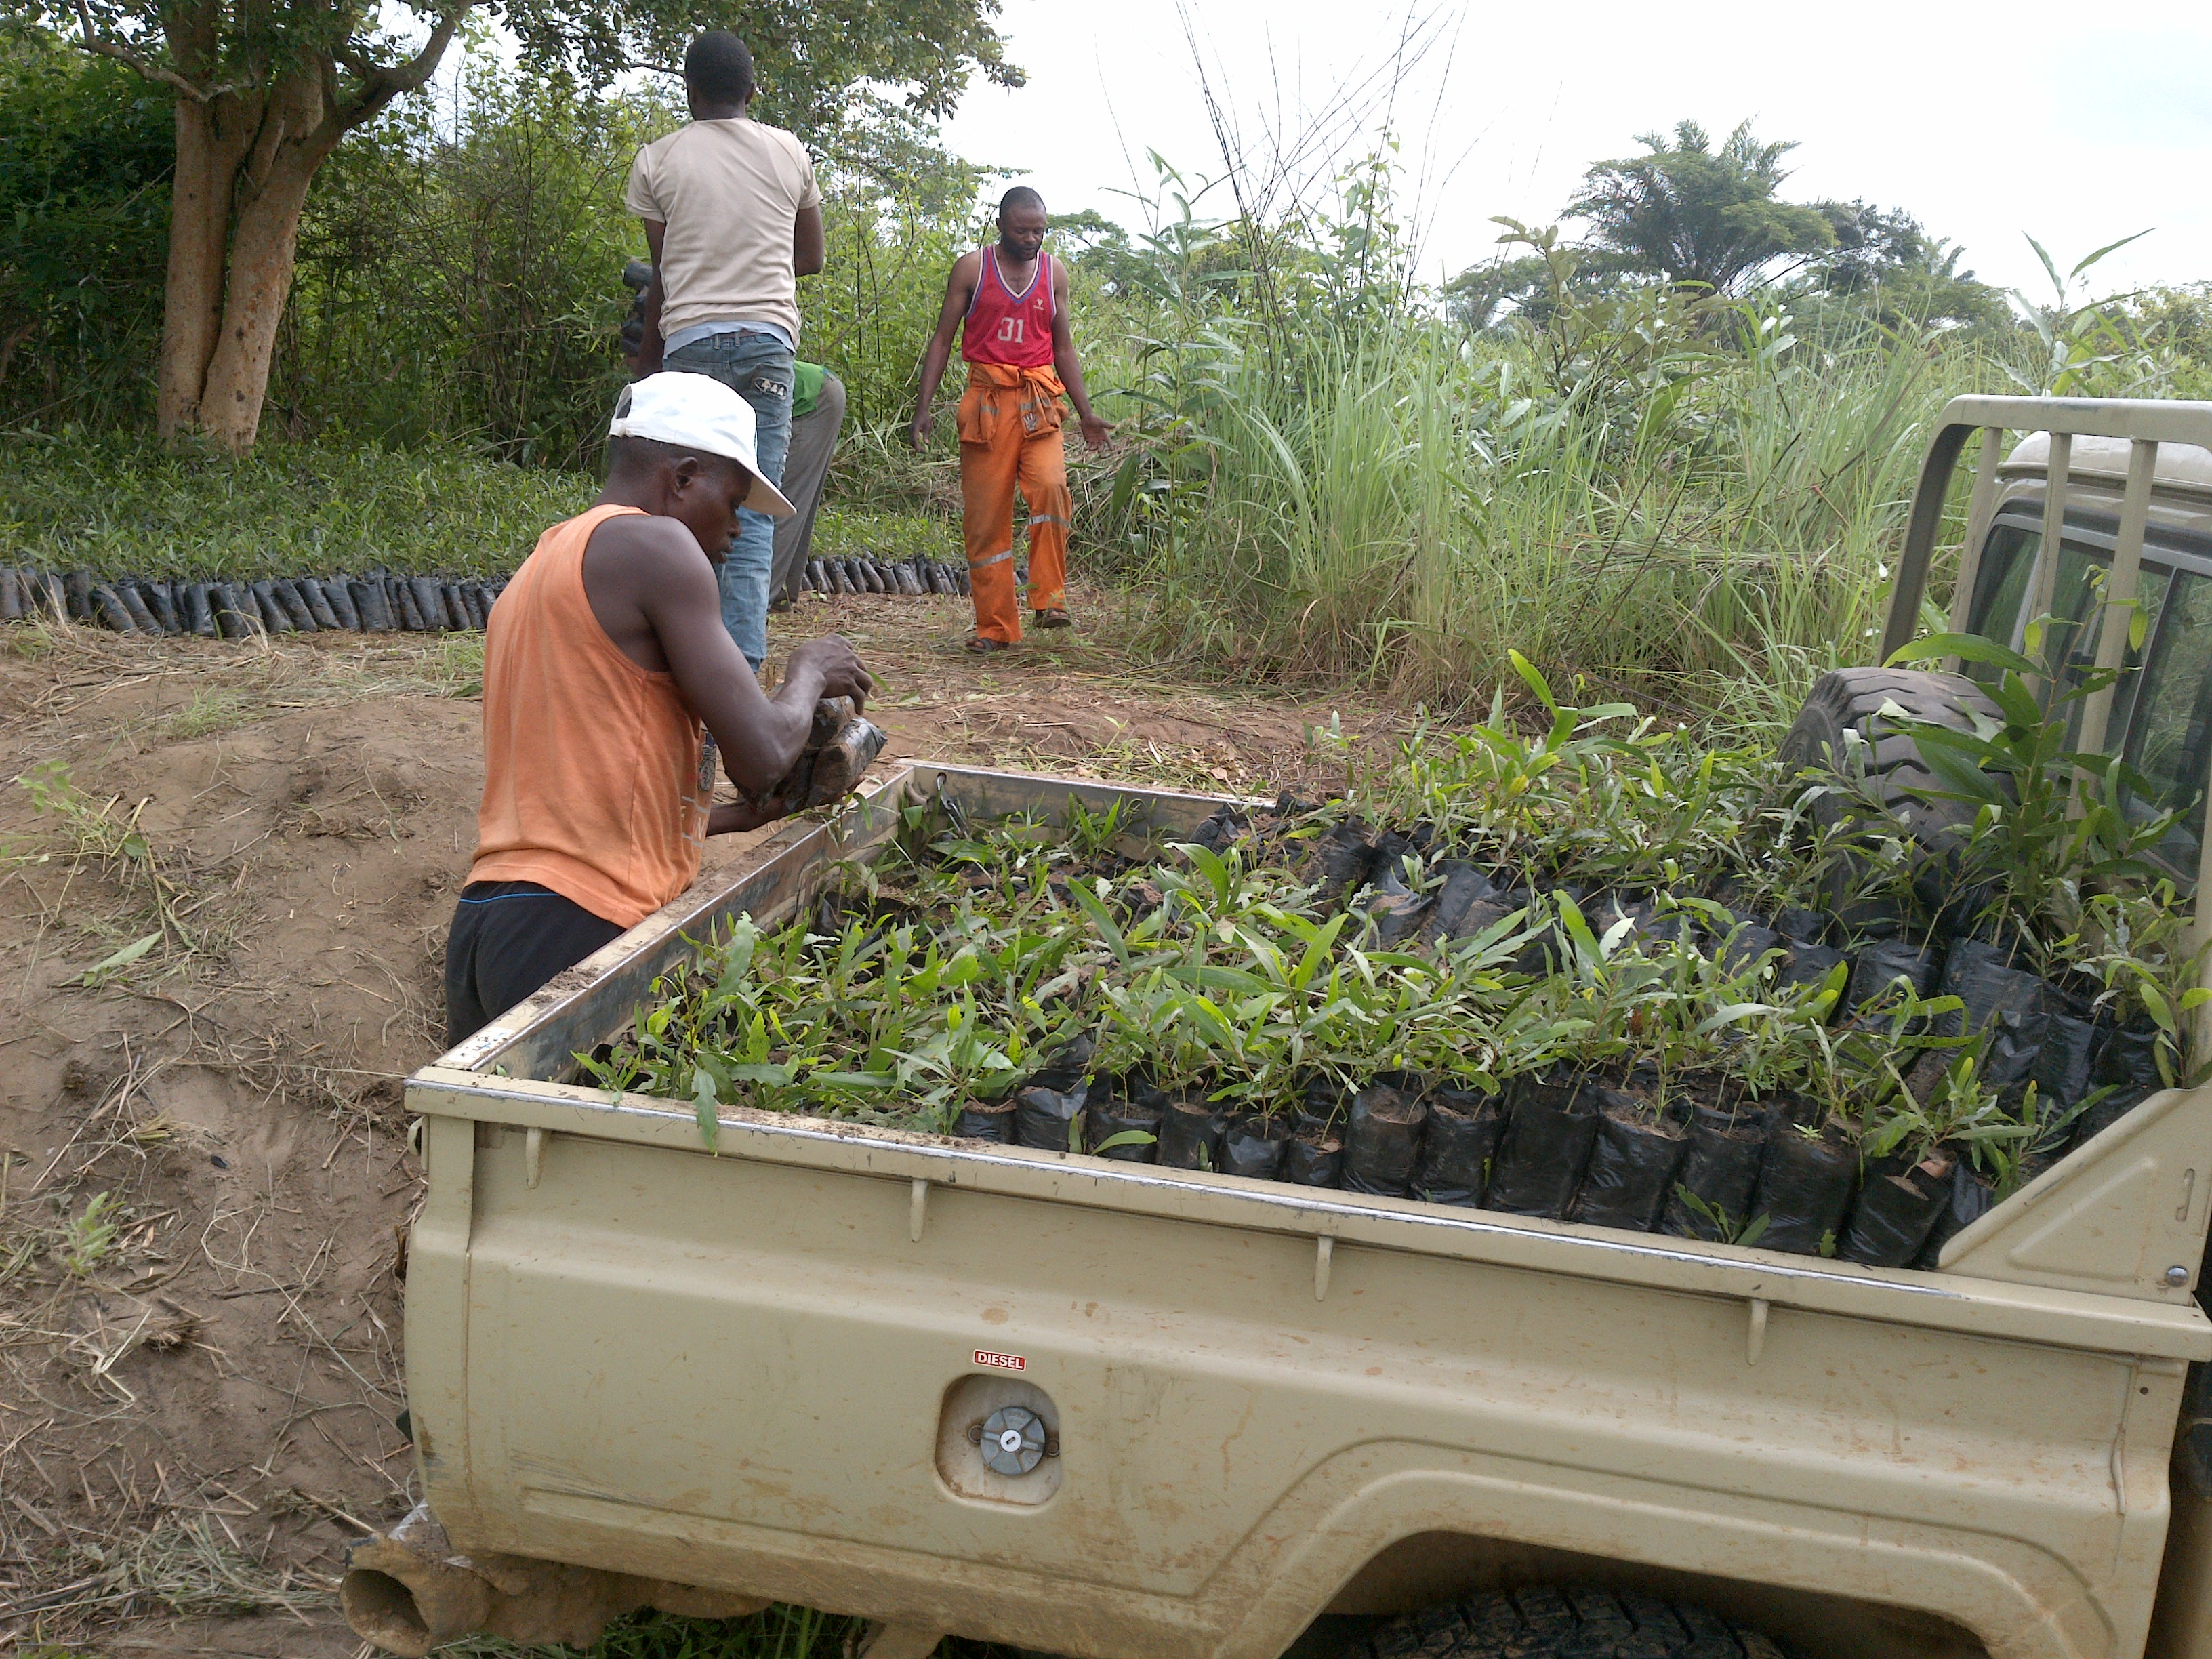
[949,247,984,285]
[584,512,714,586]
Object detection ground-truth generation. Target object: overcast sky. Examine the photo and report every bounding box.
[934,0,2212,300]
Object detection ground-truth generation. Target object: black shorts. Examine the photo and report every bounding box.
[443,881,625,1046]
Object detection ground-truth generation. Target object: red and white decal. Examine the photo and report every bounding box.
[973,1349,1027,1372]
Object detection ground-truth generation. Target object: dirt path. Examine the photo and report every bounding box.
[0,587,1394,1655]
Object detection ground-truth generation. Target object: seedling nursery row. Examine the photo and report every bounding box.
[585,657,2206,1274]
[0,554,965,640]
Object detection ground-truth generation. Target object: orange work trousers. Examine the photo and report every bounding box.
[958,363,1071,644]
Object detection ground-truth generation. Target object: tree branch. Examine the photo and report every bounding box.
[343,3,470,118]
[73,0,243,100]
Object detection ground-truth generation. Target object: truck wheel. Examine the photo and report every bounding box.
[1359,1586,1797,1659]
[1778,666,2000,853]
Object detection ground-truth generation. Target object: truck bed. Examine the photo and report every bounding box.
[404,764,2212,1659]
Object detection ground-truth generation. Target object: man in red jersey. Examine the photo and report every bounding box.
[911,187,1110,653]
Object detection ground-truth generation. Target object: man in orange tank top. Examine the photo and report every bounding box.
[911,187,1110,653]
[445,373,874,1043]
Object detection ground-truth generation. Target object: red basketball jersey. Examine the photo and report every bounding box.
[961,247,1057,368]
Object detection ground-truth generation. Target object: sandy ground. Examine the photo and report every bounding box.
[0,584,1392,1656]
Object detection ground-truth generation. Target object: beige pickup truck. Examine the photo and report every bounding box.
[350,398,2212,1659]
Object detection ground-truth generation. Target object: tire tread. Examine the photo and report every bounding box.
[1353,1588,1797,1659]
[1780,666,2003,852]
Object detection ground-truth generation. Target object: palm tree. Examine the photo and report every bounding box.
[1568,120,1835,295]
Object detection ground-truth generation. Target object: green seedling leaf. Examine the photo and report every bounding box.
[1185,964,1275,996]
[1092,1130,1158,1154]
[1885,634,2041,676]
[729,1063,795,1086]
[75,931,161,984]
[1556,893,1598,964]
[692,1069,720,1154]
[1508,649,1557,716]
[1736,1213,1771,1250]
[1694,1002,1776,1036]
[1066,879,1133,966]
[2139,981,2174,1034]
[1982,674,2046,733]
[1176,841,1234,905]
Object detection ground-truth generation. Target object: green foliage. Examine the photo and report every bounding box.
[1566,119,1837,295]
[2127,284,2212,367]
[0,33,171,424]
[277,63,660,466]
[1,0,1017,449]
[2001,231,2172,398]
[1670,1187,1769,1248]
[267,52,989,455]
[1067,126,2212,720]
[591,686,2190,1197]
[62,1190,123,1275]
[1085,161,1966,718]
[1805,201,2006,331]
[1885,626,2180,938]
[804,186,981,430]
[0,429,594,577]
[501,0,1020,138]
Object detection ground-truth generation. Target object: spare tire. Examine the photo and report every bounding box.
[1778,667,2001,856]
[1355,1586,1796,1659]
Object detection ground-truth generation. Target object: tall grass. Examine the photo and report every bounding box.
[1082,277,2209,731]
[1049,131,2212,732]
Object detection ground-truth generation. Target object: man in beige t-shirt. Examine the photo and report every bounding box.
[626,30,824,670]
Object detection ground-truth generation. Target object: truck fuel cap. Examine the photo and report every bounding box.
[975,1405,1048,1476]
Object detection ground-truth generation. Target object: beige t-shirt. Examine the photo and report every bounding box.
[625,117,821,346]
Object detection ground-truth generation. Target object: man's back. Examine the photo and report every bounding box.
[626,118,819,346]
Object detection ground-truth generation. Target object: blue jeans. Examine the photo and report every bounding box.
[663,330,794,668]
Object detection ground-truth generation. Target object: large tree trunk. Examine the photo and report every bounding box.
[156,95,253,440]
[194,156,319,451]
[158,69,344,453]
[197,70,343,452]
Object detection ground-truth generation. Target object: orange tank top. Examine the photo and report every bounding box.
[468,504,712,929]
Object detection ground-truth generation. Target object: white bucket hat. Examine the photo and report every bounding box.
[610,373,796,518]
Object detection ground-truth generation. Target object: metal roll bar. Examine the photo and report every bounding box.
[1884,396,2212,667]
[1882,396,2212,965]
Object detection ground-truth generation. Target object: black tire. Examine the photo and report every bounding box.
[1778,666,2000,855]
[1358,1586,1796,1659]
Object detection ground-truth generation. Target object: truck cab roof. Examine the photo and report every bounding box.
[2002,430,2212,519]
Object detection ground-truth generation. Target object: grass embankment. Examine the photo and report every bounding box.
[0,432,962,584]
